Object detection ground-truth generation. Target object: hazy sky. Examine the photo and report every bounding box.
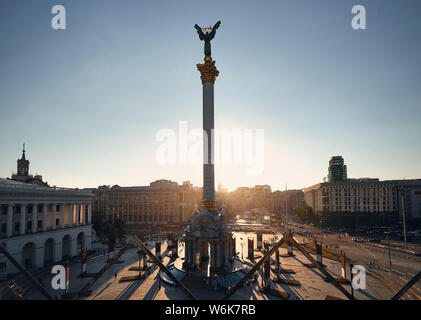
[0,0,420,191]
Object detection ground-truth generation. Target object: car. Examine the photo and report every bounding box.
[352,237,364,243]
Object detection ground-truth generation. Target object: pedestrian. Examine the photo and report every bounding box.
[114,271,118,281]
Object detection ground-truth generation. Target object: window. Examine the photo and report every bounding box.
[1,224,6,233]
[0,262,6,273]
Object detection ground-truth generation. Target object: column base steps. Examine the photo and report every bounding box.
[259,287,289,299]
[119,274,145,282]
[128,266,151,271]
[279,253,295,258]
[272,276,301,286]
[271,266,296,274]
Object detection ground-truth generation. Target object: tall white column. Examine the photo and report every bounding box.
[20,204,26,235]
[60,203,65,228]
[68,203,73,227]
[32,204,37,233]
[197,61,219,209]
[88,203,92,224]
[7,204,13,237]
[80,204,85,225]
[42,204,48,231]
[76,203,80,226]
[51,204,57,230]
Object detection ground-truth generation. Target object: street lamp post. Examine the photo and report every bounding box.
[401,193,408,250]
[387,229,392,268]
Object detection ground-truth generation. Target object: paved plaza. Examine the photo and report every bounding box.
[18,234,404,300]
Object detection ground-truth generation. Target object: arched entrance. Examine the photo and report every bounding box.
[21,242,36,269]
[44,238,55,265]
[77,232,85,254]
[62,235,72,260]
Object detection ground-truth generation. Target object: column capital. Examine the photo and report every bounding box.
[197,60,219,84]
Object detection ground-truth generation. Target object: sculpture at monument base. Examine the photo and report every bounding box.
[183,207,233,273]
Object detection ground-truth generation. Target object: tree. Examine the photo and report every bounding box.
[295,205,320,225]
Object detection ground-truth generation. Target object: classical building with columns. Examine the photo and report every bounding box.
[0,178,94,277]
[87,180,201,226]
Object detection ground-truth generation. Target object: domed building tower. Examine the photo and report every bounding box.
[11,144,48,186]
[17,143,29,177]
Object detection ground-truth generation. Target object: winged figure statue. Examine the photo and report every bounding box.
[194,20,221,58]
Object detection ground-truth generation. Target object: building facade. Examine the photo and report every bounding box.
[89,180,201,226]
[272,190,305,216]
[303,179,421,227]
[0,178,94,276]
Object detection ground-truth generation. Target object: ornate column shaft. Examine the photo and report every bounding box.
[197,60,219,212]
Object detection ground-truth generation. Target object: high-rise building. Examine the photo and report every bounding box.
[328,156,347,182]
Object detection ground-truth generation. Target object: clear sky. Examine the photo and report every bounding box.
[0,0,420,191]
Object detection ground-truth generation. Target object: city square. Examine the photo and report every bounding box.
[0,1,420,315]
